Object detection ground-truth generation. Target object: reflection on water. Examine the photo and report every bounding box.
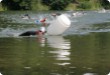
[47,36,70,49]
[37,36,46,47]
[0,33,110,75]
[47,36,71,65]
[83,73,96,75]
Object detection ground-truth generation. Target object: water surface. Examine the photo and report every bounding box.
[0,11,110,75]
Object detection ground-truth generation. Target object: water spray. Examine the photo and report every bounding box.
[108,0,110,2]
[0,0,2,2]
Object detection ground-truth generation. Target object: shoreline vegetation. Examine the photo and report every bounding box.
[0,0,110,11]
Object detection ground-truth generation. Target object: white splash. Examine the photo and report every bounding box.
[0,73,2,75]
[108,72,110,75]
[108,0,110,2]
[0,0,2,2]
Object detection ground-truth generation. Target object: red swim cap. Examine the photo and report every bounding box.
[40,18,46,22]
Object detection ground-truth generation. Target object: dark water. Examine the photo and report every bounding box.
[0,11,110,75]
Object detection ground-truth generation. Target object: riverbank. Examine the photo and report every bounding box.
[0,0,109,11]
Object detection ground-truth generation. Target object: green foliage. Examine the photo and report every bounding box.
[65,3,76,10]
[100,0,110,9]
[1,0,31,10]
[0,0,110,10]
[20,0,31,10]
[77,2,91,9]
[31,0,49,10]
[42,0,73,10]
[1,0,21,10]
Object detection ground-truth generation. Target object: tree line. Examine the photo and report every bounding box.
[1,0,110,10]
